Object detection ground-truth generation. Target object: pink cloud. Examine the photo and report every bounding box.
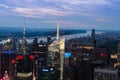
[12,7,76,18]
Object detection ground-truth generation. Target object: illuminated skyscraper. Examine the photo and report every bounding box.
[47,38,65,80]
[47,15,65,80]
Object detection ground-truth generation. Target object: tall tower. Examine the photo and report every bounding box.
[47,16,65,80]
[22,18,27,54]
[47,38,65,80]
[56,15,60,40]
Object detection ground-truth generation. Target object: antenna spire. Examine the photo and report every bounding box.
[22,17,27,54]
[56,14,60,40]
[23,17,26,39]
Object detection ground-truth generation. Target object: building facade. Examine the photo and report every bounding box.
[47,38,65,80]
[94,68,118,80]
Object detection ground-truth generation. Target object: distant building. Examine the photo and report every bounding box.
[47,36,52,44]
[33,38,38,45]
[91,29,96,47]
[94,68,118,80]
[91,29,95,42]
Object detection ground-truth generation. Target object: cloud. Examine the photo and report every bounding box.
[43,0,110,5]
[42,0,111,9]
[0,0,116,18]
[0,4,9,8]
[11,7,76,18]
[0,0,120,29]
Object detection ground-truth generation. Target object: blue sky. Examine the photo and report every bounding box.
[0,0,120,30]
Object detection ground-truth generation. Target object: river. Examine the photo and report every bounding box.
[0,30,104,44]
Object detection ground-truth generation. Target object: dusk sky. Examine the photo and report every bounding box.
[0,0,120,30]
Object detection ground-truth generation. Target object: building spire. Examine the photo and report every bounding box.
[56,14,60,40]
[23,17,26,39]
[22,17,27,54]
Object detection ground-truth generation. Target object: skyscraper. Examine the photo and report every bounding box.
[47,38,65,80]
[47,15,65,80]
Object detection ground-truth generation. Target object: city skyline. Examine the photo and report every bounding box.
[0,0,120,30]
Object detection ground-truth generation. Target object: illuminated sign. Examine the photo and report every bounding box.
[42,69,49,72]
[64,52,71,58]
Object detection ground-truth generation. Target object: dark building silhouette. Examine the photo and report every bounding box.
[0,52,16,80]
[33,38,38,45]
[91,29,96,47]
[47,36,52,44]
[32,40,47,80]
[93,47,110,66]
[16,54,33,80]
